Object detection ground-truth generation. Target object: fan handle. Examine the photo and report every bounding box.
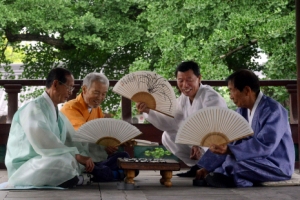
[131,92,156,109]
[200,132,254,147]
[96,137,121,147]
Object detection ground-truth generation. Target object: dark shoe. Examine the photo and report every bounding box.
[193,179,207,186]
[85,173,93,185]
[204,172,235,188]
[58,176,79,188]
[135,169,139,177]
[177,165,200,177]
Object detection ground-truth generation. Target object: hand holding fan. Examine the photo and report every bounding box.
[74,118,142,147]
[175,107,254,147]
[112,71,177,117]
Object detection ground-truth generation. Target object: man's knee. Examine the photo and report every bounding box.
[92,165,114,181]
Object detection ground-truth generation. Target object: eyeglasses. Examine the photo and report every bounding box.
[58,81,75,92]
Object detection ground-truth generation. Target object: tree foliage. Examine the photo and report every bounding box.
[0,0,296,114]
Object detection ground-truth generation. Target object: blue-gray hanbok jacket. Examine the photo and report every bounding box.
[198,95,295,186]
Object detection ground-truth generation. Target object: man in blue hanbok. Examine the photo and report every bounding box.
[5,68,94,188]
[195,69,295,187]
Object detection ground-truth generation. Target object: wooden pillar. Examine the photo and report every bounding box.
[121,97,134,157]
[121,97,132,123]
[3,84,22,123]
[68,84,81,100]
[286,84,298,124]
[296,0,300,170]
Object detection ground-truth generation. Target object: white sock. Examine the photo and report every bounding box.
[77,175,84,185]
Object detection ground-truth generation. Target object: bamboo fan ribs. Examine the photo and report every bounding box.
[175,107,254,147]
[113,71,177,117]
[74,118,142,147]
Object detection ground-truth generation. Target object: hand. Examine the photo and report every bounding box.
[209,144,230,155]
[190,146,202,160]
[195,168,209,180]
[120,140,137,147]
[104,113,113,118]
[105,146,118,155]
[75,154,95,172]
[136,102,150,114]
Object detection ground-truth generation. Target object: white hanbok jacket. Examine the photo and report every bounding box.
[5,92,88,187]
[144,84,227,166]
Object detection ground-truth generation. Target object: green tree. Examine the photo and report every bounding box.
[0,0,148,114]
[0,0,296,113]
[130,0,295,107]
[132,0,295,79]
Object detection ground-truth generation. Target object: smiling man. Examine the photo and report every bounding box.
[136,61,227,177]
[61,72,130,182]
[61,72,109,131]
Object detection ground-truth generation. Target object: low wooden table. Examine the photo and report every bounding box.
[117,158,181,187]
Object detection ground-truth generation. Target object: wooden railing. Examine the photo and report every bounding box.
[0,80,298,169]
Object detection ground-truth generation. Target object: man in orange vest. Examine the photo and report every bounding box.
[61,72,131,182]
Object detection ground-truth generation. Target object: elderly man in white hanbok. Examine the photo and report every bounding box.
[136,61,227,177]
[5,68,94,188]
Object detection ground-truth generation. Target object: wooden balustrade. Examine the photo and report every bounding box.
[0,79,298,169]
[286,84,298,124]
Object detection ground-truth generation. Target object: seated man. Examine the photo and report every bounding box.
[61,72,130,182]
[5,68,94,188]
[195,69,295,187]
[136,61,227,177]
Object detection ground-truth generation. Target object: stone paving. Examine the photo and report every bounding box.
[0,169,299,200]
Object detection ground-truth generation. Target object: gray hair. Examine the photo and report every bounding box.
[82,72,109,89]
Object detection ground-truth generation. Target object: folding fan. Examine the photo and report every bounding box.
[112,71,177,118]
[74,118,142,147]
[175,107,254,147]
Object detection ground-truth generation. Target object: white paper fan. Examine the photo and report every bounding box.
[74,118,142,147]
[175,107,254,147]
[113,71,177,117]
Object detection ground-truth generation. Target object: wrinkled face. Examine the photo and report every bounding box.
[56,75,75,104]
[228,80,247,108]
[82,81,108,108]
[176,69,201,101]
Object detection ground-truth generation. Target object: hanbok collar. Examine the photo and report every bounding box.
[42,91,58,120]
[190,83,203,104]
[247,91,263,126]
[196,83,203,96]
